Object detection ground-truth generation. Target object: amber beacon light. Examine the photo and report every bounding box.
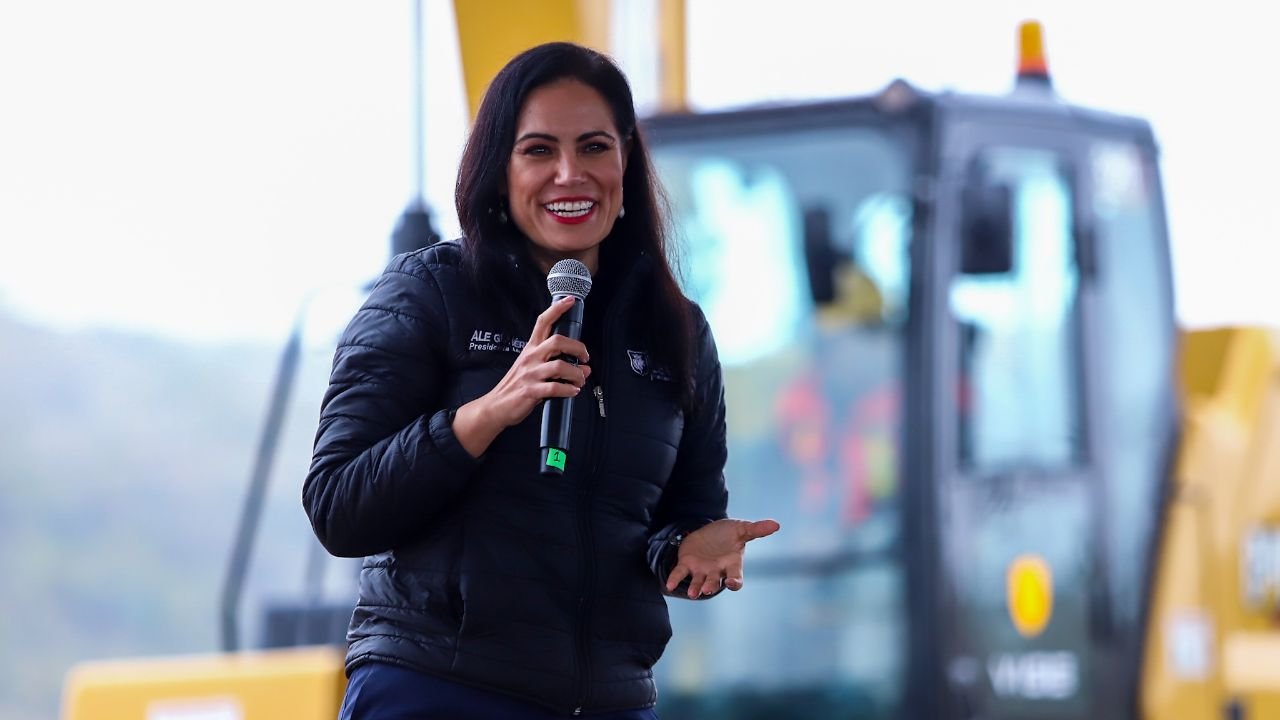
[1017,20,1052,86]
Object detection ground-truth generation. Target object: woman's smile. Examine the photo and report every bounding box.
[543,197,597,223]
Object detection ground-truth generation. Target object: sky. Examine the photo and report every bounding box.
[0,0,1276,345]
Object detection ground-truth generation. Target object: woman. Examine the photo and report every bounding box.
[303,42,779,719]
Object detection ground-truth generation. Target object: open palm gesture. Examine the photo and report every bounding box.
[666,518,781,599]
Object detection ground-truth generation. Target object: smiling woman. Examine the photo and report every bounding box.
[301,42,780,719]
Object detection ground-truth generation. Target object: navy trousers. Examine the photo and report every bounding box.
[338,662,661,720]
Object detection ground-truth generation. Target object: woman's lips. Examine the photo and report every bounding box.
[544,200,597,225]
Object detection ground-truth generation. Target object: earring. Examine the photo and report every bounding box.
[618,205,626,219]
[498,207,509,224]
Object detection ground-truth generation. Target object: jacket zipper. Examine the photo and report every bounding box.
[572,262,643,715]
[572,379,607,716]
[572,292,629,714]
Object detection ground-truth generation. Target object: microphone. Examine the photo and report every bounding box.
[540,259,592,475]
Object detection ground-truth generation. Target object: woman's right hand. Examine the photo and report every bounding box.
[452,296,592,458]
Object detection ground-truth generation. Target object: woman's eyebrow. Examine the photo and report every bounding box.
[515,130,617,143]
[515,132,559,144]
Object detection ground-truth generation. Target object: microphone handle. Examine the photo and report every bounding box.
[550,293,584,341]
[540,295,583,475]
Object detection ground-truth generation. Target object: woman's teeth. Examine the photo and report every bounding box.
[545,200,594,218]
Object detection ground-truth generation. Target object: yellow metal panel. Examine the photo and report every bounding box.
[1224,633,1280,691]
[1224,633,1280,717]
[61,647,346,720]
[1141,497,1218,720]
[453,0,611,119]
[1146,327,1280,719]
[574,0,611,50]
[657,0,687,113]
[1180,329,1231,402]
[1180,327,1273,428]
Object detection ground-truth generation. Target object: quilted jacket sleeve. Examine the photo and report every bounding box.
[647,304,730,597]
[302,252,479,558]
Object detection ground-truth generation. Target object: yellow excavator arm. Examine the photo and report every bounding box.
[452,0,686,118]
[1144,327,1280,720]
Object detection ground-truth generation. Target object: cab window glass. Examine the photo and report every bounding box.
[1091,140,1176,635]
[950,147,1084,472]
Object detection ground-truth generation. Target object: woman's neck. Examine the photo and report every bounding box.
[527,244,600,276]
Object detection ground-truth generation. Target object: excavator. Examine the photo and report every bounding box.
[61,2,1280,719]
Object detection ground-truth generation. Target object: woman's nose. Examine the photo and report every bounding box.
[555,155,584,184]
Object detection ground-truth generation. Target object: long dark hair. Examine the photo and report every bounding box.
[455,42,696,410]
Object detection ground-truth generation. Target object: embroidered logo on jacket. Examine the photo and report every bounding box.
[627,349,673,381]
[627,350,648,375]
[469,329,526,353]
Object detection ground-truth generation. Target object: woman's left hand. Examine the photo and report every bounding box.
[666,518,781,599]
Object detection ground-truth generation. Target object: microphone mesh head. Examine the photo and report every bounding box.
[547,259,592,299]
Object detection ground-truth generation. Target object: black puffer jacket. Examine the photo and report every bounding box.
[303,241,728,714]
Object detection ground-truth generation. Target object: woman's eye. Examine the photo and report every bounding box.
[521,145,552,156]
[584,142,609,153]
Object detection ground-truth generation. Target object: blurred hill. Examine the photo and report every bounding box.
[0,309,339,719]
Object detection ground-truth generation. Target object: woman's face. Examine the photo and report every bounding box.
[506,78,628,275]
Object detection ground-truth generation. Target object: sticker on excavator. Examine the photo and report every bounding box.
[1243,525,1280,609]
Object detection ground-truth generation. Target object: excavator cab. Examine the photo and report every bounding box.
[642,22,1177,719]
